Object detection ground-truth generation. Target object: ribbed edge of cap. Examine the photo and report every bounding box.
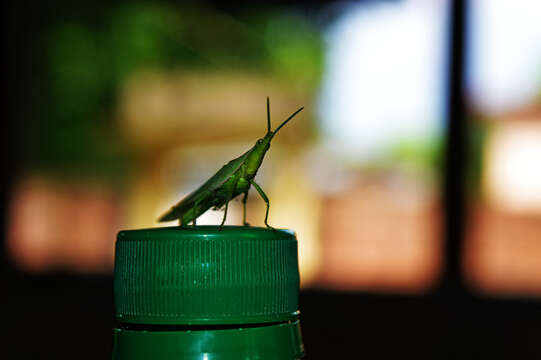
[114,226,300,325]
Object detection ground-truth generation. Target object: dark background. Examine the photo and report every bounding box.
[4,1,541,359]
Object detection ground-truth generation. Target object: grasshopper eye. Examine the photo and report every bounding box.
[257,139,263,144]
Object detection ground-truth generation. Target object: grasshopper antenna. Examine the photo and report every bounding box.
[267,97,271,133]
[274,106,304,134]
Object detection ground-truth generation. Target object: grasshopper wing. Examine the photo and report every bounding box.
[158,150,250,222]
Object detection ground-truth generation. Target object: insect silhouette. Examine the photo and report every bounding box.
[158,97,304,229]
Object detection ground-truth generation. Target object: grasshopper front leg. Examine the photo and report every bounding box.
[249,179,274,230]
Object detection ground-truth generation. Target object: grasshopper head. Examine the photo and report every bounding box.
[245,98,304,176]
[245,133,273,176]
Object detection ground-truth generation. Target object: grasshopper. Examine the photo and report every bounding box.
[158,98,304,229]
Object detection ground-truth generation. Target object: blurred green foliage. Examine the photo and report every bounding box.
[27,2,323,181]
[264,14,324,89]
[387,120,488,193]
[389,136,444,176]
[466,118,488,197]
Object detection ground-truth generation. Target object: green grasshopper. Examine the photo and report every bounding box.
[158,98,304,229]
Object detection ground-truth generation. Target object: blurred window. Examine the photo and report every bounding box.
[313,0,448,292]
[464,0,541,296]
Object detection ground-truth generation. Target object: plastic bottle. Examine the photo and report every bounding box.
[112,225,304,359]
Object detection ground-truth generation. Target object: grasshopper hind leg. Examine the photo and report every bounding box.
[242,190,250,226]
[219,178,239,230]
[191,200,201,226]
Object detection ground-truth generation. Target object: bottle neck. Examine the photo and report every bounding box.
[113,318,304,360]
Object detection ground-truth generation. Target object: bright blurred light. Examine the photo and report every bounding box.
[468,0,541,114]
[484,122,541,213]
[317,0,446,162]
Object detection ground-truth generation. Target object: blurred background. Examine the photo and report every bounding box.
[4,0,541,358]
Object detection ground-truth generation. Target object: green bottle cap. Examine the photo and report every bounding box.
[114,226,300,325]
